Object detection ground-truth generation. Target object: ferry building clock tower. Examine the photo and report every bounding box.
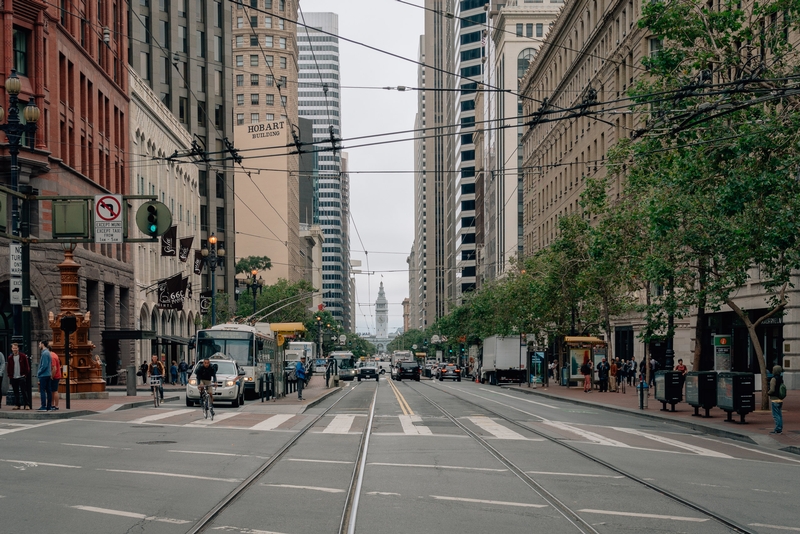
[376,282,389,339]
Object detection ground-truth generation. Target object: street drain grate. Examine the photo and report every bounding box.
[136,440,177,445]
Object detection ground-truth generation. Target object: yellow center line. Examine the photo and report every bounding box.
[387,378,413,416]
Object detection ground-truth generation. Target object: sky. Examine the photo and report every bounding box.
[299,0,424,336]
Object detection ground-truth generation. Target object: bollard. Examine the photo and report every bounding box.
[126,366,137,397]
[637,378,649,410]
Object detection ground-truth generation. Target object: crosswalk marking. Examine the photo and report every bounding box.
[129,409,194,424]
[71,505,190,524]
[612,427,733,458]
[399,415,432,435]
[323,414,357,434]
[467,416,527,440]
[186,412,240,426]
[250,414,296,431]
[579,509,707,522]
[544,421,631,447]
[430,495,548,508]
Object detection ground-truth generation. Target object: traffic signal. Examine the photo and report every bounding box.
[135,200,172,237]
[146,204,158,234]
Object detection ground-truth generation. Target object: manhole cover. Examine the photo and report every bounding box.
[136,440,177,445]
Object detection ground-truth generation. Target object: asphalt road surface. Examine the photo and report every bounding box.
[1,378,798,533]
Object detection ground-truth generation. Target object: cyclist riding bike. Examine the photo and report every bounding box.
[148,354,165,401]
[195,358,218,416]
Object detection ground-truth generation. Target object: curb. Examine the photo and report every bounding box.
[0,395,182,420]
[500,385,759,445]
[302,387,342,412]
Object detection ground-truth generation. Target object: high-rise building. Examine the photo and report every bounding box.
[297,12,351,329]
[412,2,456,329]
[129,0,236,305]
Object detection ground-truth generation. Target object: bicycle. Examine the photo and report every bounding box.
[199,384,215,420]
[150,376,162,408]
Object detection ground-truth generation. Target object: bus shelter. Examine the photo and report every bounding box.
[564,336,607,387]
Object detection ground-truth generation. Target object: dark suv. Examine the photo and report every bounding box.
[395,361,421,381]
[438,364,461,382]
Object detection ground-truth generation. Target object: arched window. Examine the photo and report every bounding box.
[518,48,537,79]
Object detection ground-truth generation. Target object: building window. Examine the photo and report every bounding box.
[197,101,205,126]
[251,94,259,104]
[279,0,284,11]
[140,51,150,80]
[649,38,663,57]
[216,174,225,198]
[265,16,272,29]
[266,74,274,86]
[215,105,222,127]
[250,34,259,46]
[266,113,274,120]
[279,56,287,69]
[516,23,523,37]
[279,37,286,49]
[251,113,259,123]
[236,74,244,86]
[526,23,533,37]
[236,35,244,47]
[250,55,259,66]
[237,94,244,105]
[197,31,206,57]
[179,97,188,123]
[237,16,243,28]
[237,113,244,125]
[266,94,274,105]
[215,70,222,95]
[250,0,257,6]
[216,207,226,232]
[280,95,286,106]
[236,55,244,67]
[179,25,188,52]
[279,76,287,87]
[278,18,284,30]
[536,23,543,37]
[250,74,259,85]
[265,55,274,66]
[250,15,258,27]
[215,36,222,61]
[264,35,273,47]
[265,0,272,7]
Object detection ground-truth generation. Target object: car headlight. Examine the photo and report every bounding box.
[225,380,235,387]
[189,379,197,385]
[245,376,254,381]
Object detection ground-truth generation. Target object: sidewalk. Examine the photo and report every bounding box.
[502,380,800,455]
[0,375,339,420]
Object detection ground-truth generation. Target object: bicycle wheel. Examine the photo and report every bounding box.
[202,395,209,419]
[152,386,159,408]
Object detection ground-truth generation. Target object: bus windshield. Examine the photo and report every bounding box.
[335,357,355,370]
[197,331,253,367]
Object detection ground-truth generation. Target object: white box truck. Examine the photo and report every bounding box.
[480,336,527,385]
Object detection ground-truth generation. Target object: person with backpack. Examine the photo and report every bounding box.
[178,360,189,386]
[768,365,787,434]
[580,359,593,392]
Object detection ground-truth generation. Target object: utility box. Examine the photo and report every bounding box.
[717,372,755,423]
[685,371,717,417]
[654,371,683,412]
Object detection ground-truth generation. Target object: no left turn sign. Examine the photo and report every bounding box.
[94,194,123,243]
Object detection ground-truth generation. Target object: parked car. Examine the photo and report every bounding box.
[358,362,380,382]
[186,356,246,407]
[395,361,421,381]
[438,363,462,382]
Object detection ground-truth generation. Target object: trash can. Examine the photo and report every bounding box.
[636,379,649,410]
[685,371,717,417]
[654,371,683,412]
[717,372,755,423]
[561,367,568,387]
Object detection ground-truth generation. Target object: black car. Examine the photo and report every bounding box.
[395,361,421,381]
[358,363,379,382]
[438,363,461,382]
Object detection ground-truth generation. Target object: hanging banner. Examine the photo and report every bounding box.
[200,290,213,315]
[161,225,178,256]
[179,237,194,262]
[157,273,184,310]
[193,250,205,275]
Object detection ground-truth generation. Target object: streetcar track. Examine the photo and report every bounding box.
[186,382,377,534]
[409,381,757,534]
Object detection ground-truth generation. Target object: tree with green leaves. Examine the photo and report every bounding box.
[235,255,272,274]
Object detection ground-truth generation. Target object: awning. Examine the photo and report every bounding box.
[564,336,606,344]
[269,322,307,333]
[157,335,191,345]
[102,329,157,341]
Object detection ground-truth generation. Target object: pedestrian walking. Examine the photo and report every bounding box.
[296,356,307,400]
[610,359,619,392]
[597,357,610,392]
[170,360,178,385]
[139,362,149,385]
[178,360,189,386]
[628,358,637,386]
[768,365,786,434]
[618,359,627,393]
[50,348,62,410]
[0,349,5,409]
[649,356,659,386]
[7,343,31,410]
[580,358,593,392]
[37,340,53,411]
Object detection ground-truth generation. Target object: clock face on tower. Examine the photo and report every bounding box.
[378,316,386,324]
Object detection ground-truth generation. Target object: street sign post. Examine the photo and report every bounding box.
[10,242,21,275]
[9,278,21,304]
[94,194,123,243]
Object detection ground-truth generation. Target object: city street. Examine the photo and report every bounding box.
[1,378,798,533]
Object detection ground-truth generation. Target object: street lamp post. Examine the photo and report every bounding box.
[0,69,40,354]
[201,234,225,326]
[246,269,263,316]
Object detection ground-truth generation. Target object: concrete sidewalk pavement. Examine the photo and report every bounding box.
[502,380,799,455]
[0,374,340,420]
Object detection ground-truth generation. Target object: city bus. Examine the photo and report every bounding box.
[193,323,278,400]
[329,351,357,381]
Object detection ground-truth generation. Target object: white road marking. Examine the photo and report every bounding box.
[286,458,353,465]
[213,527,288,534]
[612,427,732,458]
[467,416,528,440]
[0,459,81,469]
[70,505,189,524]
[372,432,466,438]
[99,404,125,413]
[59,443,115,449]
[260,484,345,493]
[526,471,623,479]
[0,420,65,436]
[749,523,800,532]
[399,414,433,435]
[477,387,560,409]
[544,421,631,447]
[697,436,800,464]
[323,414,357,434]
[168,450,250,457]
[129,409,194,424]
[249,414,295,431]
[370,462,507,472]
[100,469,240,483]
[439,386,546,421]
[366,491,401,496]
[579,509,708,522]
[430,495,547,508]
[186,412,240,426]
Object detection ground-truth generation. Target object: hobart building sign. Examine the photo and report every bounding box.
[247,121,286,140]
